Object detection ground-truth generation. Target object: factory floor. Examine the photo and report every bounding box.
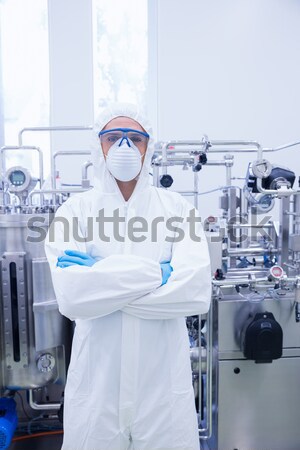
[10,432,63,449]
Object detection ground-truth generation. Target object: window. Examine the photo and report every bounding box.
[93,0,148,114]
[0,0,49,173]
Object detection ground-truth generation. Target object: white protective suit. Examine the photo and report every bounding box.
[45,103,212,450]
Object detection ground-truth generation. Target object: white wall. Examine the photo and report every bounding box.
[149,0,300,219]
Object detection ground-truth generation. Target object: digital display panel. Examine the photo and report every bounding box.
[9,170,26,186]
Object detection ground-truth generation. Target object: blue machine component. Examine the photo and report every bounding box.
[0,398,18,450]
[263,254,278,268]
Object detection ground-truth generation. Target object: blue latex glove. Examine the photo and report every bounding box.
[160,262,173,286]
[57,250,100,268]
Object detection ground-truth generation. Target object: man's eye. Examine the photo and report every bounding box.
[107,135,119,143]
[130,135,142,143]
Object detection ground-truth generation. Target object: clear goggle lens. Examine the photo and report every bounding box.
[99,128,149,148]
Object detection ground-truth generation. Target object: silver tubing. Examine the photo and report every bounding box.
[213,276,269,287]
[209,140,263,160]
[198,316,203,424]
[162,142,168,175]
[293,194,300,235]
[229,223,273,228]
[155,139,263,156]
[227,247,278,256]
[279,197,291,270]
[199,304,213,439]
[28,187,90,206]
[152,165,160,187]
[82,161,93,182]
[265,140,300,152]
[155,138,300,156]
[158,158,231,166]
[193,154,199,209]
[29,389,60,411]
[256,177,300,196]
[52,150,91,190]
[18,125,93,147]
[225,156,233,187]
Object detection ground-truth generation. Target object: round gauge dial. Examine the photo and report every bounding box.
[5,166,32,193]
[270,265,284,280]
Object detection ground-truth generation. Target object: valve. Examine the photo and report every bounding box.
[159,174,173,188]
[192,153,207,172]
[214,268,225,280]
[199,153,207,165]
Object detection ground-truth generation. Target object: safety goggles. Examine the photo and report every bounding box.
[98,128,150,149]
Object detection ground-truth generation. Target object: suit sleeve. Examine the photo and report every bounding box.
[122,201,212,319]
[44,201,162,320]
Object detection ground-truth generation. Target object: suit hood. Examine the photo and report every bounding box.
[91,102,154,195]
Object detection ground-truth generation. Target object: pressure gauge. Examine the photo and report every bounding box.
[5,166,37,194]
[9,170,26,187]
[269,265,284,281]
[251,159,272,179]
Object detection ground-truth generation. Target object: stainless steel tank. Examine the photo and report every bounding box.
[0,209,69,391]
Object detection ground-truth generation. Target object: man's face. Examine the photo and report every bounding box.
[100,116,148,166]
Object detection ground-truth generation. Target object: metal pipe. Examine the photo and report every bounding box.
[229,223,273,228]
[279,197,291,270]
[199,303,213,439]
[29,389,60,411]
[293,194,300,235]
[82,161,93,181]
[213,276,269,286]
[156,139,263,157]
[161,142,168,175]
[256,177,300,196]
[18,125,93,146]
[152,165,160,187]
[227,247,278,256]
[28,187,90,205]
[52,150,91,190]
[193,154,199,209]
[156,139,300,155]
[154,157,230,166]
[198,323,203,424]
[265,140,300,152]
[177,191,199,196]
[225,156,233,187]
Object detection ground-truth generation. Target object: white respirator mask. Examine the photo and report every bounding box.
[105,139,144,182]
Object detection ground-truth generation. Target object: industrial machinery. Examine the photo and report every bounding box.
[0,128,92,448]
[153,137,300,450]
[1,127,300,449]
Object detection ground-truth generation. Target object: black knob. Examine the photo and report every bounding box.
[160,174,173,188]
[192,163,202,172]
[214,268,225,280]
[199,153,207,164]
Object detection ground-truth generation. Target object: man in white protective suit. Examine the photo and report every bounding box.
[45,103,212,450]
